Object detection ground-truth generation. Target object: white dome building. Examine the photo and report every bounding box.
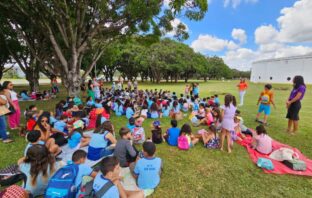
[250,54,312,84]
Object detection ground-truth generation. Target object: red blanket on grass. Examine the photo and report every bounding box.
[238,135,312,177]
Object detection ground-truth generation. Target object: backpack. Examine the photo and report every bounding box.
[45,164,79,198]
[283,159,306,171]
[79,179,114,198]
[178,135,190,150]
[257,158,274,170]
[0,164,27,188]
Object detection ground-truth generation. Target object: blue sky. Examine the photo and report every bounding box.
[169,0,312,71]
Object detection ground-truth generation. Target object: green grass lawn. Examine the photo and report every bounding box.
[1,80,312,197]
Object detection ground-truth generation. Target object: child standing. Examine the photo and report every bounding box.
[256,84,275,125]
[151,120,163,144]
[220,94,237,153]
[133,142,162,193]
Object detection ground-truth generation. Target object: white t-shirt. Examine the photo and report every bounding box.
[10,90,18,101]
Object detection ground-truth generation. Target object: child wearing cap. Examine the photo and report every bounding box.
[114,127,138,167]
[151,120,163,144]
[133,141,162,194]
[68,120,90,149]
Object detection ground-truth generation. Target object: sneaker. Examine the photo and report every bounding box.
[3,139,13,143]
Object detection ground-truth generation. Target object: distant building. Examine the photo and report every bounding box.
[251,54,312,84]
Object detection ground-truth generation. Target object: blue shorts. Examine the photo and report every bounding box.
[258,104,271,115]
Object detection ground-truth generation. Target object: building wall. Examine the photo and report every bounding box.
[250,56,312,84]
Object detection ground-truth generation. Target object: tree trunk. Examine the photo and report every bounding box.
[174,75,178,83]
[24,63,40,92]
[62,70,81,97]
[204,76,207,82]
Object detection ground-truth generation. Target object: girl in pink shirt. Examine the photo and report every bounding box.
[252,125,272,154]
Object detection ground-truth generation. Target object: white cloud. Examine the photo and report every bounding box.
[166,18,189,36]
[224,0,258,8]
[277,0,312,42]
[191,34,238,52]
[254,25,279,45]
[232,28,247,44]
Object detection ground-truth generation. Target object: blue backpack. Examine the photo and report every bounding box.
[45,164,79,198]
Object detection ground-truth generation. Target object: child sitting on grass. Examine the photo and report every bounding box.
[127,117,136,132]
[24,130,45,156]
[71,150,97,192]
[164,119,180,146]
[114,127,138,168]
[202,125,220,149]
[179,123,199,147]
[68,120,90,149]
[92,156,144,198]
[133,141,162,195]
[252,125,272,155]
[151,120,163,144]
[132,117,146,144]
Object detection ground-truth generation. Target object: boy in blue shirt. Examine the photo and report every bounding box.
[72,150,97,196]
[53,115,68,134]
[127,117,136,132]
[133,141,162,191]
[24,130,45,156]
[93,156,144,198]
[164,120,180,146]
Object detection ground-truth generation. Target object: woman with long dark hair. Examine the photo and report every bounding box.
[18,144,60,197]
[2,81,21,130]
[286,76,306,134]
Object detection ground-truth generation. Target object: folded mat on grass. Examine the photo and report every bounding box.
[240,132,312,176]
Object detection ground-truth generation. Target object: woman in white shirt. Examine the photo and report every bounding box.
[2,81,21,130]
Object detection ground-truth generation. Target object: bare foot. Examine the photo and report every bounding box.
[228,148,232,153]
[220,148,224,152]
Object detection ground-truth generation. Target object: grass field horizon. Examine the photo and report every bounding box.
[1,80,312,197]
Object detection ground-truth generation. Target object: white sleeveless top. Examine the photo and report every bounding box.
[10,90,18,101]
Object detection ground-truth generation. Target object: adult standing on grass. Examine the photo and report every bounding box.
[286,76,306,135]
[237,78,248,106]
[2,81,21,130]
[87,79,95,101]
[0,84,13,143]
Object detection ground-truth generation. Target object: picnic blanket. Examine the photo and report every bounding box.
[240,131,312,176]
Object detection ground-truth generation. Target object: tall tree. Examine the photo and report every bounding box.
[1,0,208,96]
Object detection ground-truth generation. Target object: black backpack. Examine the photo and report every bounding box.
[80,179,114,198]
[0,164,27,188]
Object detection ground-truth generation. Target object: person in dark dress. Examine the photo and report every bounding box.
[286,76,306,135]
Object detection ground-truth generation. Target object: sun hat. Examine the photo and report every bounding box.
[73,120,84,129]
